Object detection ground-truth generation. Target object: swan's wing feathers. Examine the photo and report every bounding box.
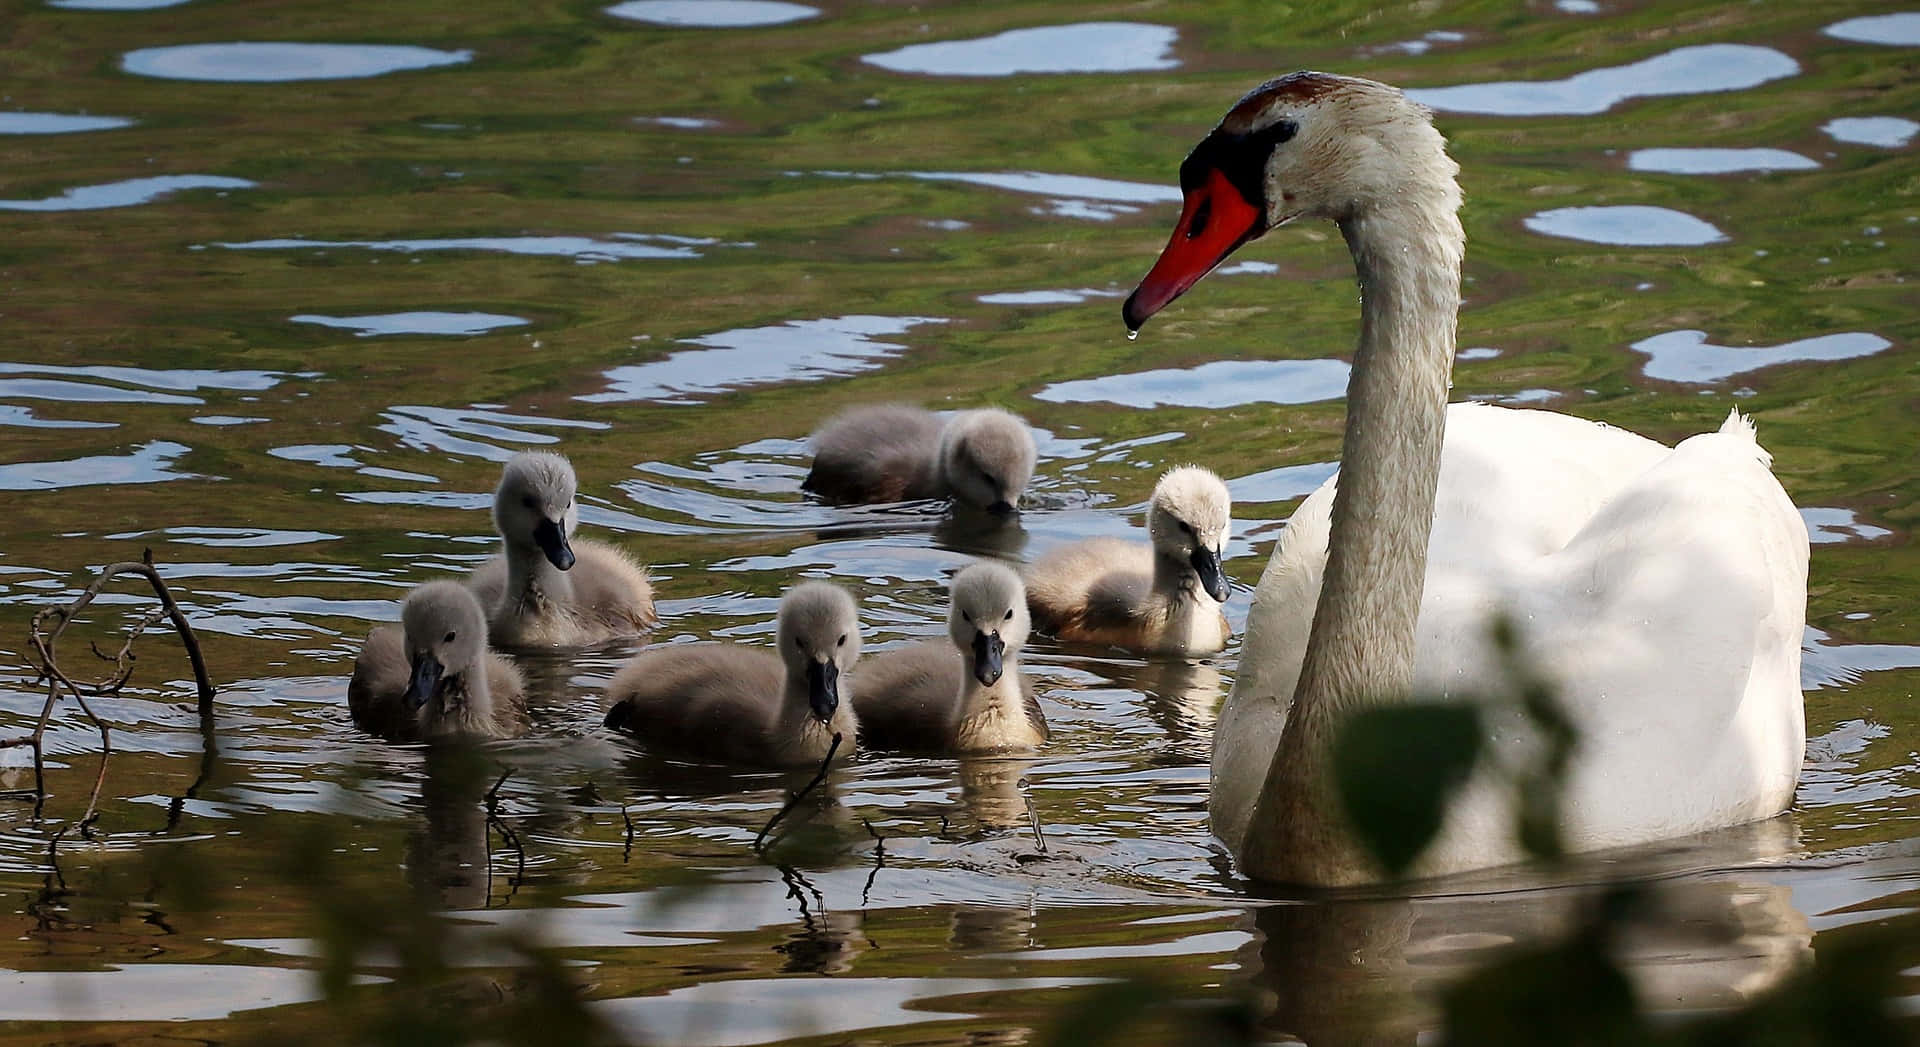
[806,405,944,503]
[571,539,658,632]
[466,555,507,617]
[853,641,963,750]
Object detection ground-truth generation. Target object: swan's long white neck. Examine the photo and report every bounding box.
[1237,183,1464,884]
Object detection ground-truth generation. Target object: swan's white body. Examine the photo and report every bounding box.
[1123,71,1809,884]
[1212,402,1808,873]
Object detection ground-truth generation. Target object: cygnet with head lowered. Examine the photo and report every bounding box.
[1025,466,1233,656]
[803,405,1036,513]
[855,561,1049,753]
[349,581,529,742]
[467,451,656,648]
[602,581,861,768]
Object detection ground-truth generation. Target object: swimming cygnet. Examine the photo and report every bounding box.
[467,451,656,648]
[803,404,1036,513]
[349,581,529,742]
[1025,465,1232,656]
[602,581,861,767]
[855,561,1049,753]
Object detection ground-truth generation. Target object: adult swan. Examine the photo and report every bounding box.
[1123,73,1809,886]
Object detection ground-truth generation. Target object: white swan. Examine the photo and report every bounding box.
[1123,72,1808,886]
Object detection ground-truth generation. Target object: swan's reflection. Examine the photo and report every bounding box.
[933,505,1029,560]
[412,744,499,910]
[1240,820,1811,1046]
[955,755,1039,834]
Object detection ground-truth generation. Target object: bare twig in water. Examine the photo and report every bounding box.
[5,555,217,822]
[861,818,887,908]
[753,732,842,852]
[621,803,637,864]
[1018,777,1049,855]
[483,772,526,907]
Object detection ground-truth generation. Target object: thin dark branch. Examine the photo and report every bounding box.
[754,732,842,852]
[1019,776,1049,855]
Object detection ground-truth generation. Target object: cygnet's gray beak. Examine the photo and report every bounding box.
[805,658,839,723]
[404,652,446,710]
[971,630,1005,686]
[533,517,575,571]
[1190,545,1229,603]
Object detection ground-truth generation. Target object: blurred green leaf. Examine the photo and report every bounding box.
[1332,703,1483,878]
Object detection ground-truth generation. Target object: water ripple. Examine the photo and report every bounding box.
[1823,117,1918,149]
[580,315,949,404]
[606,0,817,27]
[0,112,133,134]
[211,233,720,262]
[1036,358,1351,409]
[1407,44,1798,116]
[1629,329,1891,383]
[1523,205,1726,246]
[1626,148,1818,174]
[121,42,473,82]
[1823,13,1920,47]
[0,174,254,212]
[865,22,1178,77]
[379,405,608,461]
[0,440,198,490]
[291,311,530,337]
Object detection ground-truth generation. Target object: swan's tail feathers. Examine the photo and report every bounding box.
[1719,408,1773,468]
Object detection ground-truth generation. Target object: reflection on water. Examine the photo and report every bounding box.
[291,311,530,337]
[0,112,133,134]
[594,976,1104,1046]
[211,233,721,262]
[1,0,1916,1041]
[864,22,1179,77]
[1407,44,1797,116]
[1823,13,1920,46]
[605,0,818,28]
[1628,329,1891,384]
[1522,205,1726,246]
[121,42,473,82]
[0,174,255,212]
[1626,148,1818,174]
[0,440,197,490]
[1822,116,1919,148]
[0,964,376,1022]
[1037,359,1352,409]
[579,315,948,404]
[1801,507,1893,546]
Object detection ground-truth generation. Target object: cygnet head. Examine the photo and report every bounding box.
[938,408,1037,514]
[400,581,493,719]
[776,581,862,724]
[1147,466,1232,603]
[493,451,580,571]
[946,561,1029,687]
[1124,72,1458,331]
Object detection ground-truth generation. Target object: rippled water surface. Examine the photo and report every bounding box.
[1,0,1915,1042]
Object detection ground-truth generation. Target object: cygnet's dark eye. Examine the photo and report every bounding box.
[443,631,456,643]
[1179,520,1195,535]
[1003,608,1013,621]
[962,612,972,625]
[836,634,846,647]
[521,495,537,510]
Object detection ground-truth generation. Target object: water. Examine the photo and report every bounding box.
[1,0,1915,1041]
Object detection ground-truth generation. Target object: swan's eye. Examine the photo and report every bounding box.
[520,495,536,510]
[1265,119,1299,147]
[1003,608,1013,621]
[1179,521,1194,535]
[836,634,846,647]
[962,612,972,625]
[443,631,456,643]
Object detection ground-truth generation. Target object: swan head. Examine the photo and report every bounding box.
[776,581,863,724]
[1147,466,1231,603]
[1123,72,1457,331]
[946,560,1029,686]
[493,451,581,571]
[400,581,493,722]
[938,408,1037,514]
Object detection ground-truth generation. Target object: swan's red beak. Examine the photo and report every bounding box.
[1123,167,1265,332]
